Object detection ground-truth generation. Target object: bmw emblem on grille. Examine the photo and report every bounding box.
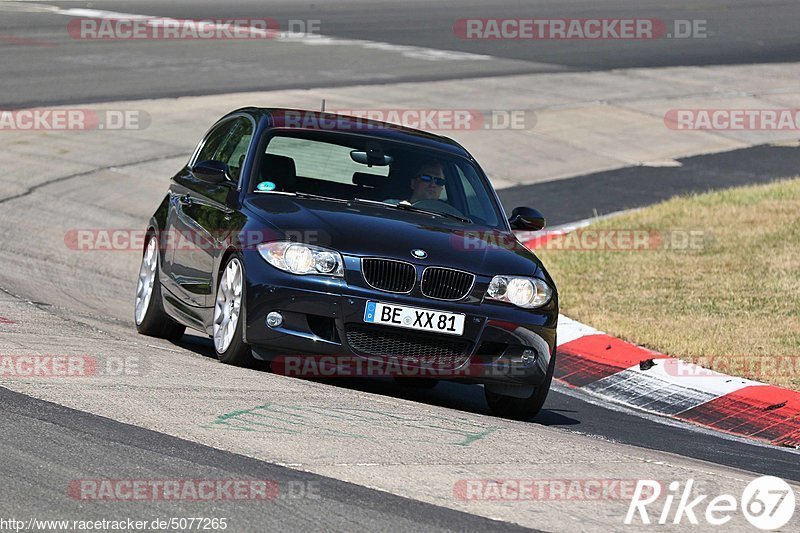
[411,249,428,259]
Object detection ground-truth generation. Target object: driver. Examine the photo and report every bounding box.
[408,161,446,203]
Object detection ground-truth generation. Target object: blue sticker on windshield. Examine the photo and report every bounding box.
[256,181,276,191]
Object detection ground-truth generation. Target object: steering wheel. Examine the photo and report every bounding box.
[411,199,468,219]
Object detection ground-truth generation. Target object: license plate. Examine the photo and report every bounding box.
[364,301,465,336]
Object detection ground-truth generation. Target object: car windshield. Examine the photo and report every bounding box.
[251,130,505,229]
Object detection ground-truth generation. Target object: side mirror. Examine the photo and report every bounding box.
[191,160,233,186]
[509,207,546,231]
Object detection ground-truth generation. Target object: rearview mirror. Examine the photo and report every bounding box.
[191,160,233,186]
[509,207,546,231]
[350,142,394,167]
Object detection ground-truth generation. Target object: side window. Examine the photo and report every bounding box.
[195,121,235,164]
[215,118,254,183]
[193,117,254,184]
[455,164,500,226]
[462,172,479,213]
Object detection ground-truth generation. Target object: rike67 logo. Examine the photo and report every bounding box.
[626,476,796,530]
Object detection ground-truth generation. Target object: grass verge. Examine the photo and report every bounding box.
[536,177,800,390]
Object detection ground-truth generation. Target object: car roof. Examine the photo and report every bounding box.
[227,107,474,159]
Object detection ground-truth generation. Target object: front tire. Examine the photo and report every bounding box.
[213,254,254,367]
[134,235,185,341]
[485,353,555,420]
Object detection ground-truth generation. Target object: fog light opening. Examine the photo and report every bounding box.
[266,311,283,328]
[503,347,538,366]
[520,349,536,366]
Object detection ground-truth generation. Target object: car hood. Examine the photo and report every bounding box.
[243,195,542,276]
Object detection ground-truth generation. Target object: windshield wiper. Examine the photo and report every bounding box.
[294,192,349,203]
[351,198,472,224]
[395,200,473,224]
[350,198,394,208]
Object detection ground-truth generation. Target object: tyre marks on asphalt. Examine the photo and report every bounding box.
[203,403,498,447]
[0,151,187,205]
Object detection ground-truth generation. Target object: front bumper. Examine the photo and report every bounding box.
[241,252,558,386]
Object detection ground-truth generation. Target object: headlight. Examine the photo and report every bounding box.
[257,241,344,276]
[486,275,552,309]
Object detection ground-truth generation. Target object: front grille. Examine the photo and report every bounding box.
[362,258,416,293]
[420,267,475,300]
[345,325,471,368]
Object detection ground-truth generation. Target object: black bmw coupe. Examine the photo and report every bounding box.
[135,108,558,419]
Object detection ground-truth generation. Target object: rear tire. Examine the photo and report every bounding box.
[213,254,255,367]
[134,234,185,341]
[485,353,555,420]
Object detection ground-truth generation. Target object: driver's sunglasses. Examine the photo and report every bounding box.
[418,174,446,186]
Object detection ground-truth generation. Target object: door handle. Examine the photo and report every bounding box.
[178,194,193,207]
